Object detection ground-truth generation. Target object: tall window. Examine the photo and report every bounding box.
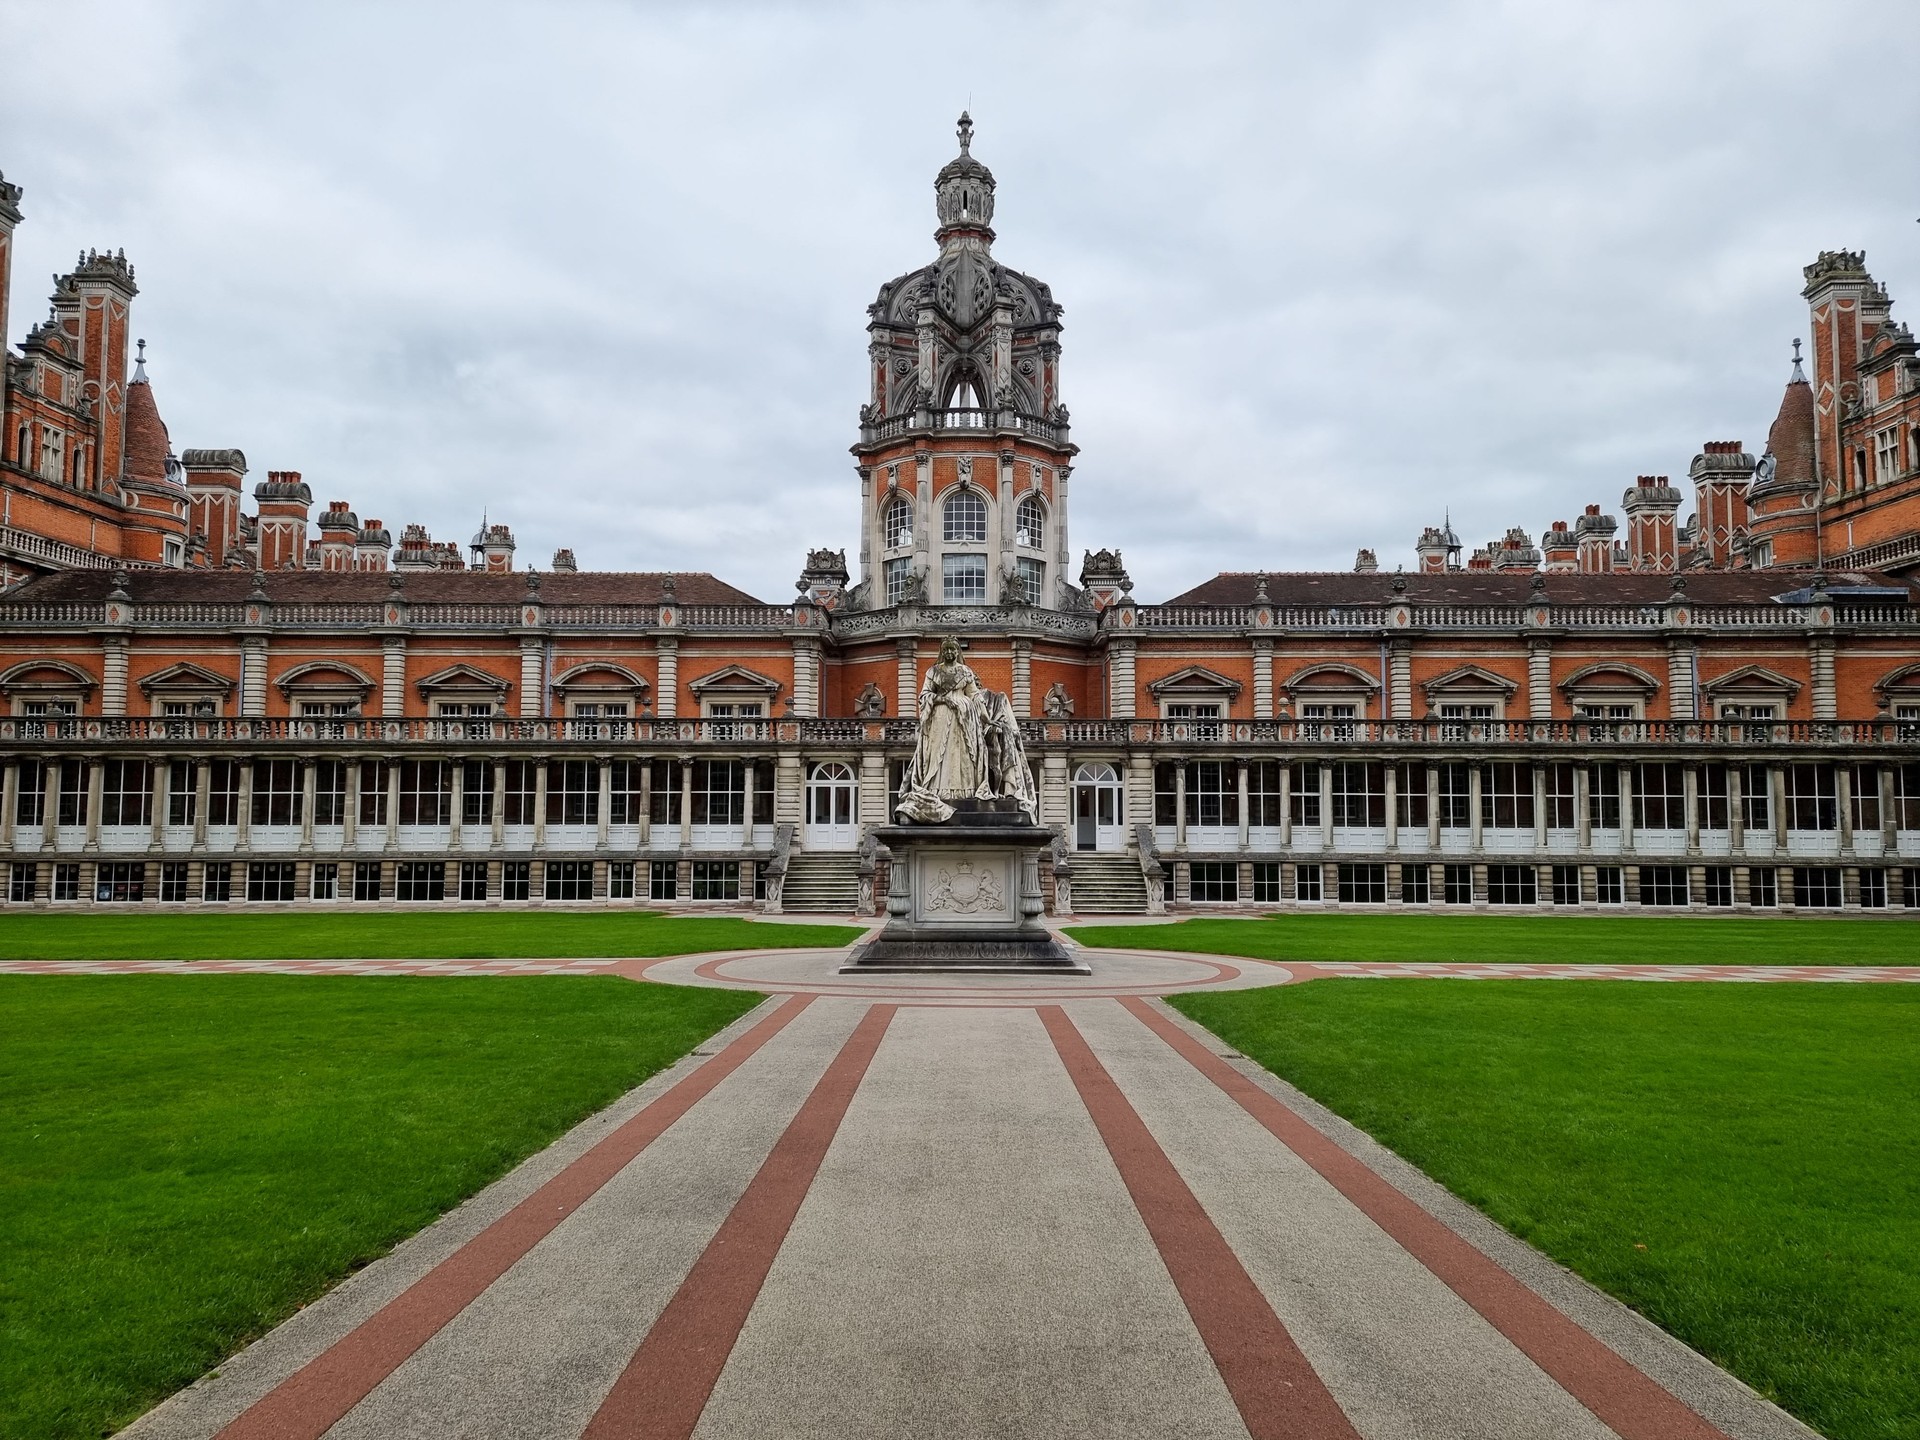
[15,759,44,827]
[1849,764,1881,832]
[883,494,913,549]
[547,760,599,825]
[1435,763,1471,829]
[1013,556,1045,606]
[166,760,195,827]
[1329,762,1385,827]
[1015,494,1045,548]
[101,759,151,827]
[650,759,682,824]
[1633,763,1685,831]
[1743,764,1772,831]
[208,759,242,826]
[943,489,987,543]
[312,761,346,825]
[691,760,745,825]
[503,760,538,824]
[1588,762,1620,829]
[1785,763,1837,831]
[1290,762,1320,827]
[885,557,914,606]
[1393,761,1427,827]
[397,760,450,825]
[1544,762,1577,829]
[56,759,86,827]
[610,760,643,825]
[942,553,987,602]
[460,760,492,825]
[1697,763,1729,831]
[1181,762,1238,828]
[1247,761,1284,827]
[1480,762,1533,829]
[251,760,302,827]
[358,760,388,827]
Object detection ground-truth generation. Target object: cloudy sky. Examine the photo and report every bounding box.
[3,1,1916,599]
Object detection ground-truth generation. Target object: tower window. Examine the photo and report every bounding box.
[943,489,987,543]
[1014,556,1044,606]
[883,495,913,549]
[942,553,987,603]
[1016,495,1045,548]
[885,557,915,606]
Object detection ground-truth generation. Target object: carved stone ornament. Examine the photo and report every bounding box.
[1042,681,1075,718]
[854,681,888,718]
[926,860,1005,915]
[895,635,1039,824]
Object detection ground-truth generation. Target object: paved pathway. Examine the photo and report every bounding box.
[120,946,1822,1440]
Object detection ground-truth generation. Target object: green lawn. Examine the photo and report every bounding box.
[1171,982,1920,1440]
[1068,911,1920,965]
[0,975,764,1440]
[0,910,862,961]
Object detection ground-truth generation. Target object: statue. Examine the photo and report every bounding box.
[854,681,887,718]
[1042,681,1074,718]
[895,636,1037,824]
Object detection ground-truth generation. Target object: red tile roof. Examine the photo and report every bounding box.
[1162,570,1916,606]
[11,569,767,606]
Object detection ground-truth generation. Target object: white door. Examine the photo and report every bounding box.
[1072,763,1125,852]
[805,763,859,850]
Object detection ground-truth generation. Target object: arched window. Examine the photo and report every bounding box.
[1015,495,1045,548]
[943,488,987,543]
[946,369,984,410]
[883,495,913,549]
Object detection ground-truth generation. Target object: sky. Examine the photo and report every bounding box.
[2,1,1917,601]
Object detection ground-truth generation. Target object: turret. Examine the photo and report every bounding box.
[1745,343,1819,568]
[1540,520,1577,571]
[393,522,437,571]
[469,521,515,573]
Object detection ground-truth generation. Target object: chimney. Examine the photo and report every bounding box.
[470,522,515,573]
[253,470,313,570]
[1687,441,1754,569]
[354,518,391,571]
[180,448,248,567]
[1540,520,1577,571]
[393,523,438,571]
[1621,476,1683,572]
[1487,525,1541,571]
[1574,504,1618,573]
[1414,526,1449,573]
[315,501,358,572]
[550,547,578,573]
[1353,547,1378,573]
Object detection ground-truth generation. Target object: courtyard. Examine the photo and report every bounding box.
[2,912,1916,1439]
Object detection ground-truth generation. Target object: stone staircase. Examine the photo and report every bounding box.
[1064,851,1150,914]
[779,851,861,913]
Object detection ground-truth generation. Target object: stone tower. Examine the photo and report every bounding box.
[849,115,1079,610]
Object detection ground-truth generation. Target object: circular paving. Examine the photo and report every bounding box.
[633,945,1293,1004]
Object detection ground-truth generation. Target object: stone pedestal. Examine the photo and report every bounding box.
[842,802,1087,974]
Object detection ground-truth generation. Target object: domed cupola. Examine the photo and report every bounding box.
[934,113,995,245]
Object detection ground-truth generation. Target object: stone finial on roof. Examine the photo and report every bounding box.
[107,567,132,602]
[132,338,149,384]
[1789,337,1806,384]
[662,574,677,600]
[248,570,269,602]
[524,567,541,595]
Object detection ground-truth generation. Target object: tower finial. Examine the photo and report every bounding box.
[957,111,973,155]
[1789,337,1806,384]
[132,337,148,384]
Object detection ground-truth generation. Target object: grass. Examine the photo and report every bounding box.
[1067,911,1920,965]
[0,974,764,1440]
[0,910,863,961]
[1170,981,1920,1440]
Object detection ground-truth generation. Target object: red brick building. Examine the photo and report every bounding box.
[0,129,1915,916]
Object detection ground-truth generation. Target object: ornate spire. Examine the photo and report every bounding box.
[1789,337,1806,384]
[132,338,149,384]
[957,110,974,155]
[934,112,995,245]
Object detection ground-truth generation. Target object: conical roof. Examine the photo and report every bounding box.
[123,348,173,483]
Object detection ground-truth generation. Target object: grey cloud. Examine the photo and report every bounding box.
[2,0,1915,599]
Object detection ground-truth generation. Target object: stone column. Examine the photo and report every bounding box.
[1527,640,1552,720]
[235,762,252,848]
[1319,764,1333,849]
[448,761,464,852]
[656,638,679,720]
[1728,764,1746,850]
[1666,641,1696,721]
[1253,640,1275,720]
[1173,762,1187,850]
[1426,765,1441,850]
[1881,766,1898,853]
[241,637,269,718]
[300,761,316,850]
[1771,765,1787,847]
[895,638,918,717]
[44,762,61,841]
[102,636,130,717]
[1836,764,1853,854]
[740,760,756,846]
[1619,764,1635,850]
[597,757,613,846]
[1010,639,1032,718]
[148,762,167,851]
[1684,766,1700,853]
[385,762,401,848]
[533,760,548,847]
[519,639,543,719]
[1108,639,1137,720]
[193,760,210,849]
[1467,764,1483,850]
[679,758,695,850]
[84,760,104,849]
[1532,765,1547,848]
[492,761,507,847]
[1278,763,1292,847]
[0,762,15,849]
[382,638,407,719]
[1810,638,1837,721]
[1384,763,1399,850]
[1389,642,1412,720]
[342,761,359,847]
[1236,762,1249,850]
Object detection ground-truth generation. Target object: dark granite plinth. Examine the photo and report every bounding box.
[840,812,1091,975]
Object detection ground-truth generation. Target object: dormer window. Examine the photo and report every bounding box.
[883,495,913,550]
[943,489,987,543]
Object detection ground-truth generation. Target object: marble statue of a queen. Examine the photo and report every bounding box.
[895,636,1039,824]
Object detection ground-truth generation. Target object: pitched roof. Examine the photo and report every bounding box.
[7,569,766,606]
[1162,570,1917,606]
